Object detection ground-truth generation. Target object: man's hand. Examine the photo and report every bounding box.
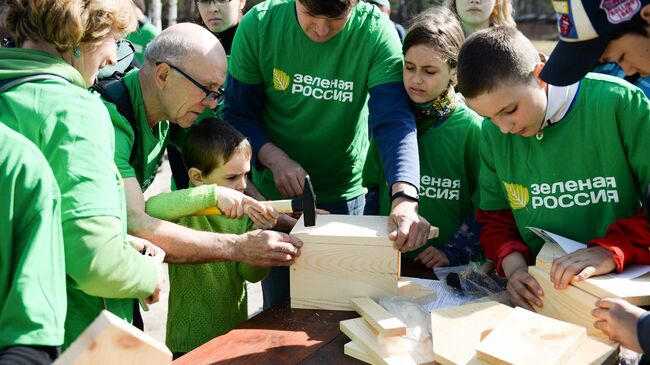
[388,199,430,252]
[259,143,307,198]
[550,246,617,289]
[236,229,303,266]
[415,246,449,268]
[593,298,645,353]
[249,205,279,229]
[216,186,265,219]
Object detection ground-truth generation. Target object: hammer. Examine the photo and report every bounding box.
[193,176,317,226]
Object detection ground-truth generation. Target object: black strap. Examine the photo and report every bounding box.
[0,74,68,93]
[91,77,139,164]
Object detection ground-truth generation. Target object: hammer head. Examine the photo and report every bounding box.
[303,176,316,227]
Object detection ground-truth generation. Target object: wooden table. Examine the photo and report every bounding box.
[172,305,366,365]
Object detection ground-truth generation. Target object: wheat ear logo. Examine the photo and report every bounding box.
[502,181,529,210]
[273,68,290,91]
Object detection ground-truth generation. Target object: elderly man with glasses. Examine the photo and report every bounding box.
[101,23,303,290]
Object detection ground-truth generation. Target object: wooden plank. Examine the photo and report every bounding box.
[291,214,396,246]
[344,341,375,364]
[476,307,586,365]
[528,265,606,339]
[430,301,512,365]
[55,310,171,365]
[340,317,435,365]
[352,297,407,337]
[536,242,650,306]
[398,280,436,299]
[290,242,398,310]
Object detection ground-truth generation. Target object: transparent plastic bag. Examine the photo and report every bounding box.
[377,296,432,355]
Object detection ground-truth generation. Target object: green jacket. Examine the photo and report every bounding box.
[0,48,157,349]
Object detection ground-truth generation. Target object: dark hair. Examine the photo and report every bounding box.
[403,7,464,72]
[181,118,252,174]
[298,0,358,18]
[611,13,650,40]
[457,26,539,98]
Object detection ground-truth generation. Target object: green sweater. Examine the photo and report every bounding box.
[145,184,269,352]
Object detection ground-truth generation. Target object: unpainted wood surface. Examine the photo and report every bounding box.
[54,310,171,365]
[345,341,375,364]
[290,241,398,310]
[476,307,586,365]
[352,297,407,337]
[430,301,512,365]
[291,214,395,246]
[536,242,650,305]
[528,265,607,339]
[340,317,435,365]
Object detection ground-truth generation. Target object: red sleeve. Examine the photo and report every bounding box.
[476,209,531,276]
[589,208,650,272]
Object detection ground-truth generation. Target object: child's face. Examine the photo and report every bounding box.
[456,0,495,29]
[466,78,547,137]
[197,0,245,33]
[600,33,650,78]
[200,150,251,192]
[403,45,454,104]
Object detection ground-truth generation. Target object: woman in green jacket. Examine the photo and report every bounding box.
[0,0,160,349]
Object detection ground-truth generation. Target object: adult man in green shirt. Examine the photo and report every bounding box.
[0,124,65,364]
[103,23,303,270]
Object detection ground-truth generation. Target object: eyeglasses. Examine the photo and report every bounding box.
[156,62,225,104]
[97,39,136,79]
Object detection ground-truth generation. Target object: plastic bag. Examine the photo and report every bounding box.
[377,296,432,355]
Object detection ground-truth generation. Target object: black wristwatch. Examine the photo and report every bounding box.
[390,190,419,203]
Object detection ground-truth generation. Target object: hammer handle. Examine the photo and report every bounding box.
[193,200,296,216]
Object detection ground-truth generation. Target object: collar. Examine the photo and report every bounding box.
[541,81,580,130]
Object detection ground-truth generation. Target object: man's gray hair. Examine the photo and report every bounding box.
[143,32,195,66]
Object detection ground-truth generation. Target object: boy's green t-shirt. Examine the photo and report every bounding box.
[366,104,483,258]
[0,124,66,349]
[480,74,650,258]
[230,0,404,203]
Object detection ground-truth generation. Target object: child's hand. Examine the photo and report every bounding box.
[414,246,449,268]
[593,298,645,353]
[216,186,265,219]
[249,204,279,229]
[506,267,544,311]
[550,246,617,289]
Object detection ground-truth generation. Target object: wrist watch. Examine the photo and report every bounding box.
[390,190,419,203]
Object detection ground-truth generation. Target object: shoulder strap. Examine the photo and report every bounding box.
[92,77,139,164]
[0,74,69,93]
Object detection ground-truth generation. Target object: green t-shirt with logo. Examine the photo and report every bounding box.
[0,124,66,349]
[368,104,483,258]
[480,74,650,258]
[229,0,404,203]
[125,21,160,65]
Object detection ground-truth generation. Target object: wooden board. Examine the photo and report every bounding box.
[476,307,586,365]
[528,265,606,339]
[55,310,171,365]
[536,242,650,305]
[340,317,435,365]
[352,297,407,337]
[344,341,375,364]
[292,214,397,246]
[430,301,618,365]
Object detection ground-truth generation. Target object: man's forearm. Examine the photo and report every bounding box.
[128,212,242,264]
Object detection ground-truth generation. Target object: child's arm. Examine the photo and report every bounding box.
[476,209,531,276]
[550,208,650,289]
[145,184,220,221]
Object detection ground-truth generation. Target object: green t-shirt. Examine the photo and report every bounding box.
[480,74,650,258]
[0,124,66,349]
[366,104,483,258]
[125,21,160,65]
[230,0,404,203]
[0,48,157,349]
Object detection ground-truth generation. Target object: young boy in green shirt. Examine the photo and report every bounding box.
[456,26,650,311]
[145,118,276,357]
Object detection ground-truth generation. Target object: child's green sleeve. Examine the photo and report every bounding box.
[145,184,218,221]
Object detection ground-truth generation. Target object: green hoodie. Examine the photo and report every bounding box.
[0,48,157,349]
